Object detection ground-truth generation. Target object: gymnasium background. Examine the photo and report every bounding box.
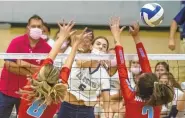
[0,1,184,82]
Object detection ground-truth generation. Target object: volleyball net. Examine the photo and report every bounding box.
[1,53,185,82]
[0,53,185,118]
[0,53,185,92]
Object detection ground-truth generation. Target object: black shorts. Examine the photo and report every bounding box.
[58,101,95,118]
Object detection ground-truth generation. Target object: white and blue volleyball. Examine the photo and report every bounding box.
[140,3,164,27]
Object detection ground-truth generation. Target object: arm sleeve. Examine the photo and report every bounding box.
[174,6,185,25]
[59,67,71,84]
[32,58,53,79]
[115,45,135,101]
[136,42,151,73]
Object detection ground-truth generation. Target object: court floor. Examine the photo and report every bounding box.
[0,27,184,82]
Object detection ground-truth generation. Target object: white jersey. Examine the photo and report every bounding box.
[181,82,185,90]
[128,71,136,89]
[110,71,120,95]
[47,38,55,47]
[53,47,72,68]
[174,88,184,117]
[68,65,110,106]
[161,88,184,117]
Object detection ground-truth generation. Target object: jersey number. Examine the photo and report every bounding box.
[27,100,47,118]
[142,106,154,118]
[78,84,86,91]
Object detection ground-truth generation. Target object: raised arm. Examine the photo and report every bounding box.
[31,20,76,78]
[48,20,76,61]
[129,22,151,73]
[75,33,99,68]
[60,28,91,83]
[169,7,185,51]
[109,17,135,101]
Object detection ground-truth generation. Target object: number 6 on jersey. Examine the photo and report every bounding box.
[142,106,154,118]
[27,100,47,118]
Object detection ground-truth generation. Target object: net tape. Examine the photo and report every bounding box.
[0,53,185,60]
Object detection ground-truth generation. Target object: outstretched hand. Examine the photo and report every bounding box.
[57,20,76,40]
[129,21,140,37]
[109,17,126,44]
[129,21,141,44]
[71,27,92,47]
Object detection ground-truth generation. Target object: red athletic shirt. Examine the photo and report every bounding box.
[18,58,70,118]
[115,43,161,118]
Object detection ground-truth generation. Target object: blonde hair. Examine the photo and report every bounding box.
[19,64,67,105]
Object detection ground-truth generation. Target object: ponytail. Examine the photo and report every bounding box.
[147,82,174,106]
[19,77,67,105]
[18,64,67,105]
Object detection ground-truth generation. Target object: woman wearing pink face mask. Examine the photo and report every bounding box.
[128,57,142,89]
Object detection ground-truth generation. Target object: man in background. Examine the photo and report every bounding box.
[0,14,51,118]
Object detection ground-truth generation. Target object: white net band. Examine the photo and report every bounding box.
[0,53,185,60]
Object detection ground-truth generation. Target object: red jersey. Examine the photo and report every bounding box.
[115,43,161,118]
[18,58,70,118]
[0,34,51,98]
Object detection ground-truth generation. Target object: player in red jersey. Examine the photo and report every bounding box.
[109,17,174,118]
[17,20,90,118]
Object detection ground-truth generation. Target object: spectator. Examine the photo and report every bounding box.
[0,14,51,118]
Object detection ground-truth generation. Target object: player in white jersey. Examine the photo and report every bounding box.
[58,36,111,118]
[53,28,94,118]
[94,48,125,118]
[159,72,184,118]
[177,86,185,117]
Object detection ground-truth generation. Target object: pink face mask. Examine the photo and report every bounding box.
[61,41,69,49]
[110,57,117,67]
[130,67,141,75]
[40,34,48,40]
[29,28,42,40]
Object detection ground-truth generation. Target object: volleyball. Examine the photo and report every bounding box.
[140,3,164,27]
